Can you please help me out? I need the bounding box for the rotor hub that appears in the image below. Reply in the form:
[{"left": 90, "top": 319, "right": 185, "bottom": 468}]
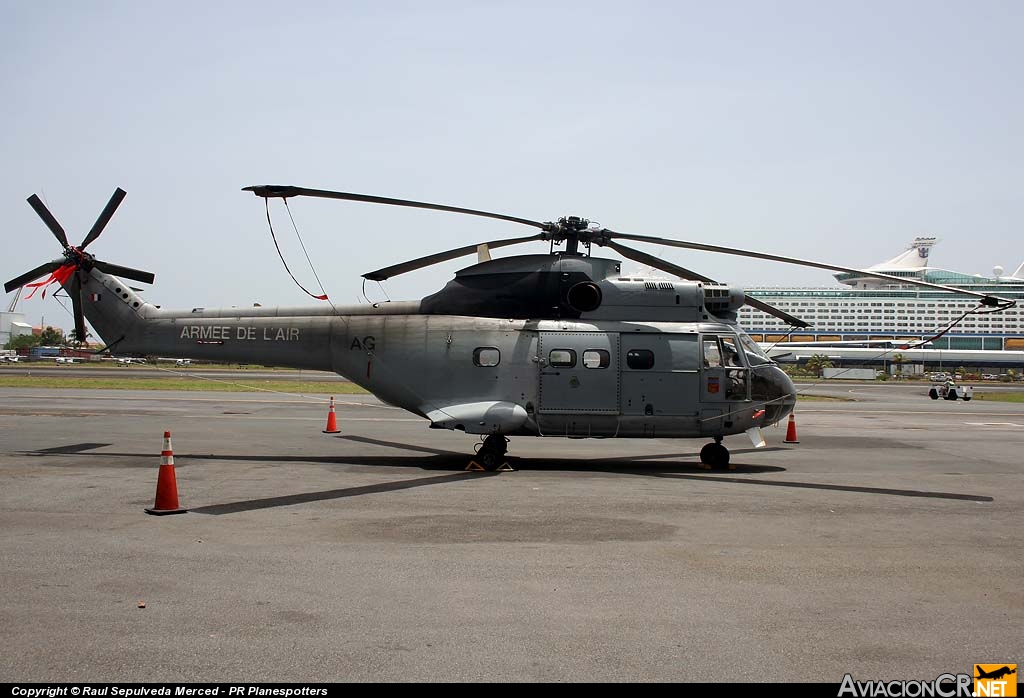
[
  {"left": 64, "top": 247, "right": 95, "bottom": 269},
  {"left": 543, "top": 216, "right": 601, "bottom": 255}
]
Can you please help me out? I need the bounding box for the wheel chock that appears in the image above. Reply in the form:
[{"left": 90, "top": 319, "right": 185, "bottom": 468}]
[
  {"left": 465, "top": 460, "right": 486, "bottom": 472},
  {"left": 697, "top": 462, "right": 712, "bottom": 470},
  {"left": 496, "top": 462, "right": 515, "bottom": 472}
]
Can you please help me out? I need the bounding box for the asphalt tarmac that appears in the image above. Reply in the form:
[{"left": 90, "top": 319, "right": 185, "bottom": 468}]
[{"left": 1, "top": 383, "right": 1021, "bottom": 682}]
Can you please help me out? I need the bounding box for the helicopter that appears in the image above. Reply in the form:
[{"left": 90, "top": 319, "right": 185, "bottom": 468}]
[{"left": 5, "top": 186, "right": 1016, "bottom": 470}]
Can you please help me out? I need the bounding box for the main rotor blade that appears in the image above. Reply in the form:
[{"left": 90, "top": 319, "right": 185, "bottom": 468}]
[
  {"left": 606, "top": 240, "right": 810, "bottom": 327},
  {"left": 5, "top": 261, "right": 62, "bottom": 294},
  {"left": 363, "top": 233, "right": 546, "bottom": 281},
  {"left": 70, "top": 273, "right": 86, "bottom": 343},
  {"left": 604, "top": 230, "right": 1016, "bottom": 306},
  {"left": 92, "top": 260, "right": 155, "bottom": 285},
  {"left": 742, "top": 296, "right": 811, "bottom": 328},
  {"left": 605, "top": 239, "right": 715, "bottom": 283},
  {"left": 243, "top": 185, "right": 547, "bottom": 230},
  {"left": 27, "top": 195, "right": 70, "bottom": 248},
  {"left": 80, "top": 188, "right": 126, "bottom": 250}
]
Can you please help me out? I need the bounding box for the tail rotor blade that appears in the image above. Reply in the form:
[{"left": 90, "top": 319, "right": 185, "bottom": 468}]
[
  {"left": 92, "top": 260, "right": 155, "bottom": 285},
  {"left": 27, "top": 195, "right": 70, "bottom": 249},
  {"left": 80, "top": 188, "right": 127, "bottom": 250},
  {"left": 5, "top": 261, "right": 63, "bottom": 294},
  {"left": 70, "top": 273, "right": 86, "bottom": 343}
]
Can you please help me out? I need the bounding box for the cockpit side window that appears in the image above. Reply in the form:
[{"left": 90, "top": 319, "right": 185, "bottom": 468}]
[
  {"left": 703, "top": 334, "right": 751, "bottom": 400},
  {"left": 720, "top": 336, "right": 744, "bottom": 367},
  {"left": 702, "top": 338, "right": 722, "bottom": 367}
]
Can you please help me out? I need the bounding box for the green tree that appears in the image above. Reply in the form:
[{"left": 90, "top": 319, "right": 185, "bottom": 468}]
[
  {"left": 39, "top": 326, "right": 65, "bottom": 346},
  {"left": 806, "top": 354, "right": 834, "bottom": 378},
  {"left": 5, "top": 334, "right": 42, "bottom": 350}
]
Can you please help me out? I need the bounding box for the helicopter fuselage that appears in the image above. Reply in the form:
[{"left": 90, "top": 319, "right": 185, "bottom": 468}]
[
  {"left": 68, "top": 261, "right": 796, "bottom": 440},
  {"left": 11, "top": 184, "right": 1010, "bottom": 465}
]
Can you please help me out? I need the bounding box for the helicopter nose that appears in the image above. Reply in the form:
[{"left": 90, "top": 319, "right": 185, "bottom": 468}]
[{"left": 751, "top": 364, "right": 797, "bottom": 425}]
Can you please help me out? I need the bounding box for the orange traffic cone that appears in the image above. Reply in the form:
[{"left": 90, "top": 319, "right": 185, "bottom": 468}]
[
  {"left": 145, "top": 431, "right": 187, "bottom": 515},
  {"left": 322, "top": 396, "right": 341, "bottom": 434},
  {"left": 784, "top": 414, "right": 800, "bottom": 444}
]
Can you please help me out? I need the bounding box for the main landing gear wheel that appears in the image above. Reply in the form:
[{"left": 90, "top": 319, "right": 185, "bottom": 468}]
[
  {"left": 475, "top": 434, "right": 510, "bottom": 472},
  {"left": 699, "top": 438, "right": 730, "bottom": 470}
]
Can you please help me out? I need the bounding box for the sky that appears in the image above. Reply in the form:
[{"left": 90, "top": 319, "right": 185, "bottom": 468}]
[{"left": 2, "top": 0, "right": 1022, "bottom": 335}]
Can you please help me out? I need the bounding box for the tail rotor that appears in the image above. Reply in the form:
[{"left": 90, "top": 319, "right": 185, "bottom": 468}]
[{"left": 4, "top": 188, "right": 155, "bottom": 342}]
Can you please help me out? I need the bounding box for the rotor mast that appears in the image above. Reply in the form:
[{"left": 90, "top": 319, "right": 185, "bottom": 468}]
[{"left": 551, "top": 216, "right": 591, "bottom": 256}]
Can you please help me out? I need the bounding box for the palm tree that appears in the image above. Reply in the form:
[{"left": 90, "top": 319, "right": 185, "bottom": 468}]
[
  {"left": 892, "top": 353, "right": 906, "bottom": 380},
  {"left": 806, "top": 354, "right": 833, "bottom": 378}
]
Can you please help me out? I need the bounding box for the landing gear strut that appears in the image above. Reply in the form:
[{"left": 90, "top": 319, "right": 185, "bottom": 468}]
[
  {"left": 472, "top": 433, "right": 510, "bottom": 471},
  {"left": 699, "top": 436, "right": 731, "bottom": 470}
]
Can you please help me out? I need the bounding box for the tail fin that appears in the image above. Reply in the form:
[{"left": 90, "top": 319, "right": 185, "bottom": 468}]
[{"left": 64, "top": 268, "right": 151, "bottom": 349}]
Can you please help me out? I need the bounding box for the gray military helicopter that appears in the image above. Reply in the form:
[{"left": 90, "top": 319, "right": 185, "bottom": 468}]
[{"left": 6, "top": 186, "right": 1015, "bottom": 469}]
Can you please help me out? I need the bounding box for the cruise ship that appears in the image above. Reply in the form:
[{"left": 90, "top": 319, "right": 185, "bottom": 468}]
[{"left": 737, "top": 238, "right": 1024, "bottom": 351}]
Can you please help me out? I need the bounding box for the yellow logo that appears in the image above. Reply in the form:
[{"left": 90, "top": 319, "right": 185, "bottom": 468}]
[{"left": 974, "top": 664, "right": 1017, "bottom": 697}]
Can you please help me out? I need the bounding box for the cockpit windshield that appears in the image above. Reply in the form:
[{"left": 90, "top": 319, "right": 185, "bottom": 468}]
[{"left": 737, "top": 331, "right": 773, "bottom": 366}]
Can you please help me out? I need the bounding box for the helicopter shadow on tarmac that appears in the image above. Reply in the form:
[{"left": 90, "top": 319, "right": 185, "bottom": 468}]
[
  {"left": 21, "top": 439, "right": 787, "bottom": 477},
  {"left": 327, "top": 435, "right": 992, "bottom": 503},
  {"left": 334, "top": 433, "right": 791, "bottom": 471},
  {"left": 22, "top": 438, "right": 992, "bottom": 513}
]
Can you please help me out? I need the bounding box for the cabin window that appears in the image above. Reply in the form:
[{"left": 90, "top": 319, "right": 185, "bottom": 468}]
[
  {"left": 473, "top": 347, "right": 500, "bottom": 367},
  {"left": 582, "top": 349, "right": 610, "bottom": 369},
  {"left": 549, "top": 349, "right": 577, "bottom": 368},
  {"left": 626, "top": 349, "right": 655, "bottom": 370}
]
